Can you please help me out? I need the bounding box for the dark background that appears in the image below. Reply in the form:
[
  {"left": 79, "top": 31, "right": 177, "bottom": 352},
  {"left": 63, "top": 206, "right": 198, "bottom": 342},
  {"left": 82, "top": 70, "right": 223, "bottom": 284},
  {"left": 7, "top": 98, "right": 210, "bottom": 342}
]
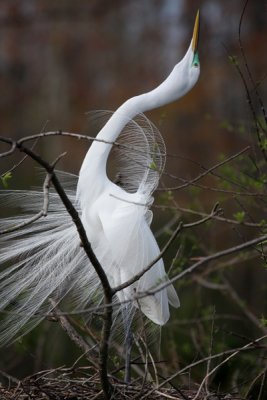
[{"left": 1, "top": 1, "right": 266, "bottom": 174}]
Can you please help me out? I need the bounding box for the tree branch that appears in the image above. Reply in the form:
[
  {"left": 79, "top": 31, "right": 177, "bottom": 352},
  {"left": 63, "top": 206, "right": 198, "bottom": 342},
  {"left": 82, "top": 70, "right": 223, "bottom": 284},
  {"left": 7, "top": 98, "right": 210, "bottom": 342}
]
[
  {"left": 49, "top": 298, "right": 98, "bottom": 369},
  {"left": 1, "top": 139, "right": 113, "bottom": 399},
  {"left": 147, "top": 334, "right": 267, "bottom": 397},
  {"left": 112, "top": 203, "right": 222, "bottom": 295}
]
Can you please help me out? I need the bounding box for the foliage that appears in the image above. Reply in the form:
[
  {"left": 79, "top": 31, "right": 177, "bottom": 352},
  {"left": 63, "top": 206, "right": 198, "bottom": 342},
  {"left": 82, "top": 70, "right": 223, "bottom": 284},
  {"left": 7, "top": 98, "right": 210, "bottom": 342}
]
[{"left": 0, "top": 172, "right": 12, "bottom": 188}]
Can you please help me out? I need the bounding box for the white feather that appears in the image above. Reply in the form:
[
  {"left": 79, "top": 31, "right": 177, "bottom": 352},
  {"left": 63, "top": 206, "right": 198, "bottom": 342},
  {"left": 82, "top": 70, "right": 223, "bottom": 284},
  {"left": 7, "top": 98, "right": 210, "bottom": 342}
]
[
  {"left": 0, "top": 32, "right": 200, "bottom": 343},
  {"left": 0, "top": 113, "right": 175, "bottom": 344}
]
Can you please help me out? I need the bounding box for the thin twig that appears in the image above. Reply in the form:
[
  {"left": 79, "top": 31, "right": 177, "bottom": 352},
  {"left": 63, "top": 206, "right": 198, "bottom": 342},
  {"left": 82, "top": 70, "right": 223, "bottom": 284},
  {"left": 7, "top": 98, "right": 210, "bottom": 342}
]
[
  {"left": 145, "top": 334, "right": 267, "bottom": 397},
  {"left": 158, "top": 146, "right": 251, "bottom": 191},
  {"left": 0, "top": 153, "right": 67, "bottom": 235},
  {"left": 0, "top": 369, "right": 20, "bottom": 384},
  {"left": 0, "top": 172, "right": 51, "bottom": 235},
  {"left": 148, "top": 233, "right": 267, "bottom": 299},
  {"left": 12, "top": 232, "right": 266, "bottom": 319},
  {"left": 49, "top": 298, "right": 98, "bottom": 368},
  {"left": 222, "top": 278, "right": 267, "bottom": 334},
  {"left": 192, "top": 275, "right": 227, "bottom": 291},
  {"left": 0, "top": 137, "right": 16, "bottom": 158},
  {"left": 244, "top": 367, "right": 267, "bottom": 399},
  {"left": 192, "top": 334, "right": 266, "bottom": 400},
  {"left": 2, "top": 139, "right": 114, "bottom": 399},
  {"left": 238, "top": 0, "right": 267, "bottom": 126},
  {"left": 113, "top": 203, "right": 221, "bottom": 295},
  {"left": 227, "top": 47, "right": 267, "bottom": 161},
  {"left": 154, "top": 203, "right": 262, "bottom": 228},
  {"left": 205, "top": 306, "right": 216, "bottom": 396},
  {"left": 0, "top": 120, "right": 48, "bottom": 177}
]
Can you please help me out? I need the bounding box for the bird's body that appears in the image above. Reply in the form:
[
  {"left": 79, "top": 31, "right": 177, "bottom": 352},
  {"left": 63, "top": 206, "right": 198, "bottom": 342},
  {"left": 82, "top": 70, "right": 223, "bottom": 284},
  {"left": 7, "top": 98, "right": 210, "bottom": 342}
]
[{"left": 0, "top": 13, "right": 200, "bottom": 344}]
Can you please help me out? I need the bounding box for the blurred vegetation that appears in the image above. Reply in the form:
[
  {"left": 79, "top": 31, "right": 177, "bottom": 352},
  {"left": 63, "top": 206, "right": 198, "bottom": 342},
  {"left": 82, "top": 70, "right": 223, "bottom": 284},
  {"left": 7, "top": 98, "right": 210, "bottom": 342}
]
[{"left": 1, "top": 0, "right": 267, "bottom": 398}]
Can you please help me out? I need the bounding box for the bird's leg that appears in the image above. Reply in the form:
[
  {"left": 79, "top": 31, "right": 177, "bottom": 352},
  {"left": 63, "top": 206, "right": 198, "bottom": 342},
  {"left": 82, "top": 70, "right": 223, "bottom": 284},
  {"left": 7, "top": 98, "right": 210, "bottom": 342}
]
[{"left": 124, "top": 323, "right": 133, "bottom": 384}]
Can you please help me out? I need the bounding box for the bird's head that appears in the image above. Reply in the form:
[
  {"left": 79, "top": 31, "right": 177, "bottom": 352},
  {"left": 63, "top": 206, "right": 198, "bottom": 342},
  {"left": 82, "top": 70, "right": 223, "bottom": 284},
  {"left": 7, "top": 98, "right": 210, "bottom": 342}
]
[
  {"left": 120, "top": 11, "right": 200, "bottom": 113},
  {"left": 187, "top": 10, "right": 200, "bottom": 86},
  {"left": 164, "top": 11, "right": 200, "bottom": 102}
]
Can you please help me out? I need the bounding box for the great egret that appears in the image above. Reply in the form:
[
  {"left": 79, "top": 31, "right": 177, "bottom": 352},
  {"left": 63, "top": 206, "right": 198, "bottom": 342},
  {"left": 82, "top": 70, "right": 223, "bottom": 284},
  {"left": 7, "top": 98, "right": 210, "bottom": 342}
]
[{"left": 0, "top": 12, "right": 200, "bottom": 345}]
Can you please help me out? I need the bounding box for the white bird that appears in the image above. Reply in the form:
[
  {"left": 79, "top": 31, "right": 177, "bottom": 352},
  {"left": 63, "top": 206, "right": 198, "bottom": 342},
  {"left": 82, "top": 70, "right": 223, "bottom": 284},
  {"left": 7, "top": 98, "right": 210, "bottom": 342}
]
[{"left": 0, "top": 12, "right": 200, "bottom": 345}]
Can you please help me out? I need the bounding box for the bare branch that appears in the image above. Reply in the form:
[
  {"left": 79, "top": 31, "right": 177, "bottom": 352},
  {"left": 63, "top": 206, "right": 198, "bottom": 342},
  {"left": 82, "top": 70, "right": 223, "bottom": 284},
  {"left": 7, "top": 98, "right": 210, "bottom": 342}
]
[
  {"left": 0, "top": 137, "right": 16, "bottom": 158},
  {"left": 1, "top": 138, "right": 113, "bottom": 399},
  {"left": 27, "top": 228, "right": 267, "bottom": 319},
  {"left": 0, "top": 369, "right": 20, "bottom": 385},
  {"left": 154, "top": 203, "right": 262, "bottom": 228},
  {"left": 149, "top": 233, "right": 267, "bottom": 297},
  {"left": 192, "top": 275, "right": 227, "bottom": 291},
  {"left": 227, "top": 47, "right": 267, "bottom": 160},
  {"left": 0, "top": 172, "right": 51, "bottom": 235},
  {"left": 159, "top": 146, "right": 253, "bottom": 193},
  {"left": 192, "top": 332, "right": 265, "bottom": 400},
  {"left": 0, "top": 153, "right": 66, "bottom": 235},
  {"left": 49, "top": 298, "right": 98, "bottom": 368},
  {"left": 112, "top": 203, "right": 221, "bottom": 295},
  {"left": 146, "top": 334, "right": 267, "bottom": 397},
  {"left": 0, "top": 121, "right": 48, "bottom": 177},
  {"left": 238, "top": 0, "right": 267, "bottom": 126},
  {"left": 222, "top": 278, "right": 267, "bottom": 334}
]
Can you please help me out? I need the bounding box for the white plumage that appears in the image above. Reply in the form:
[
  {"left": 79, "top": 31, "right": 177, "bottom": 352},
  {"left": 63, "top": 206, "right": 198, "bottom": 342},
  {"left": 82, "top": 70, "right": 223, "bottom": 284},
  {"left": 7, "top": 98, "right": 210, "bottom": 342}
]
[{"left": 0, "top": 13, "right": 200, "bottom": 344}]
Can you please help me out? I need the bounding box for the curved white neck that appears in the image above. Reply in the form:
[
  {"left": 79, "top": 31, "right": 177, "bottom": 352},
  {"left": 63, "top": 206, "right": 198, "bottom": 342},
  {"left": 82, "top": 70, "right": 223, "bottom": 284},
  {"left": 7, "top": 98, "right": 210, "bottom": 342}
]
[
  {"left": 79, "top": 38, "right": 200, "bottom": 180},
  {"left": 79, "top": 55, "right": 193, "bottom": 176}
]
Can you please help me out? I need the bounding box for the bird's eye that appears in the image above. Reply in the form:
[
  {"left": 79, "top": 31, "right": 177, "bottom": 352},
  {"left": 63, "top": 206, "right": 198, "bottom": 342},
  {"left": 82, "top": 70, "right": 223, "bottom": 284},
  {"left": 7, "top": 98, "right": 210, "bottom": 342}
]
[{"left": 193, "top": 62, "right": 198, "bottom": 68}]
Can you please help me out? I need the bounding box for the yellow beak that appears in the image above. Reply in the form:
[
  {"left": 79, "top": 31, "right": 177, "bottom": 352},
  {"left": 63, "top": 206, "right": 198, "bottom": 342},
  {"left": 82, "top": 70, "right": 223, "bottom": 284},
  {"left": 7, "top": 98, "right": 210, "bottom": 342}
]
[{"left": 192, "top": 10, "right": 200, "bottom": 53}]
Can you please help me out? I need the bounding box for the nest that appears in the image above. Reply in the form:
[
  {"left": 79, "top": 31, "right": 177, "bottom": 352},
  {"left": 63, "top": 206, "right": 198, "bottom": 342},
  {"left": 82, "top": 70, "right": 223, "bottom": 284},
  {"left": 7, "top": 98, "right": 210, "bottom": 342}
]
[{"left": 0, "top": 368, "right": 242, "bottom": 400}]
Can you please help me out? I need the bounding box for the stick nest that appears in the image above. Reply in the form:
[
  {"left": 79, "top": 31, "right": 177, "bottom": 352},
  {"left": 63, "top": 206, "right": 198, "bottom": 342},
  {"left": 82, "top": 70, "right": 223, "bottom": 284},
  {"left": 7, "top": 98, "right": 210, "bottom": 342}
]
[{"left": 0, "top": 368, "right": 242, "bottom": 400}]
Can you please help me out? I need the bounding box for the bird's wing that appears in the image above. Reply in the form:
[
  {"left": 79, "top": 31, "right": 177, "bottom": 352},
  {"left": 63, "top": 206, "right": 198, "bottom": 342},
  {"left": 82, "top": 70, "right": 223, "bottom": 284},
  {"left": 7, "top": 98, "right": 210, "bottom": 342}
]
[
  {"left": 87, "top": 110, "right": 166, "bottom": 195},
  {"left": 97, "top": 188, "right": 179, "bottom": 325},
  {"left": 112, "top": 113, "right": 166, "bottom": 195},
  {"left": 0, "top": 175, "right": 100, "bottom": 345}
]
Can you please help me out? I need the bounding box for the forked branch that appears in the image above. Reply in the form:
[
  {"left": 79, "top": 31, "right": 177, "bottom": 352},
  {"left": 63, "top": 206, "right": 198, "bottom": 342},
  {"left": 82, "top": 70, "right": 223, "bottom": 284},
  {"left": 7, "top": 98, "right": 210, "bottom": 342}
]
[{"left": 0, "top": 137, "right": 113, "bottom": 399}]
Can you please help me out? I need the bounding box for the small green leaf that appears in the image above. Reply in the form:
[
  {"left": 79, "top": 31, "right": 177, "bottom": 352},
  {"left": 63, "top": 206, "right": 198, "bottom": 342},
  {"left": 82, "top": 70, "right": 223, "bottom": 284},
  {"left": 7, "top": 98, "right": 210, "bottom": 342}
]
[
  {"left": 158, "top": 190, "right": 174, "bottom": 206},
  {"left": 233, "top": 211, "right": 245, "bottom": 223},
  {"left": 1, "top": 172, "right": 12, "bottom": 188},
  {"left": 260, "top": 219, "right": 267, "bottom": 228},
  {"left": 228, "top": 55, "right": 239, "bottom": 66},
  {"left": 149, "top": 160, "right": 157, "bottom": 170}
]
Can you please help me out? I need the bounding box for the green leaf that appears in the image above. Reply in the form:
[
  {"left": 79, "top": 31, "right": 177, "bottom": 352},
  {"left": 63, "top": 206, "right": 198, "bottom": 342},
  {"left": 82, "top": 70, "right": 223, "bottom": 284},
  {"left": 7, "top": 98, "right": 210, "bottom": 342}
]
[
  {"left": 228, "top": 55, "right": 239, "bottom": 66},
  {"left": 1, "top": 172, "right": 12, "bottom": 188},
  {"left": 158, "top": 190, "right": 174, "bottom": 206},
  {"left": 149, "top": 160, "right": 157, "bottom": 170},
  {"left": 233, "top": 211, "right": 245, "bottom": 223},
  {"left": 260, "top": 219, "right": 267, "bottom": 228}
]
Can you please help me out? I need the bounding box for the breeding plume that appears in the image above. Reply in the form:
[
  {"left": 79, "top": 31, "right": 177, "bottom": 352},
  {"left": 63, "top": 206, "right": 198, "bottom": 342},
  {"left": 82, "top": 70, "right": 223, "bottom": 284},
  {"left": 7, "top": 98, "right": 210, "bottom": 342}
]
[{"left": 0, "top": 13, "right": 200, "bottom": 344}]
